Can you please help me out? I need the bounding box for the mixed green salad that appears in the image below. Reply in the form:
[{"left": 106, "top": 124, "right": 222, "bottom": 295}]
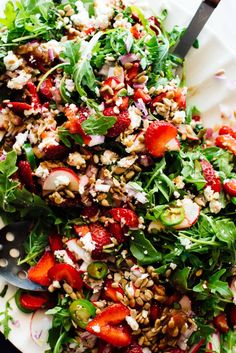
[{"left": 0, "top": 1, "right": 235, "bottom": 353}]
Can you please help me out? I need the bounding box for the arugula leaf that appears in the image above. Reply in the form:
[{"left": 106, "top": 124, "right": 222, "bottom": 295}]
[
  {"left": 58, "top": 127, "right": 84, "bottom": 148},
  {"left": 130, "top": 230, "right": 162, "bottom": 265},
  {"left": 214, "top": 219, "right": 236, "bottom": 245},
  {"left": 0, "top": 301, "right": 13, "bottom": 338},
  {"left": 170, "top": 267, "right": 191, "bottom": 292},
  {"left": 222, "top": 330, "right": 236, "bottom": 353},
  {"left": 193, "top": 269, "right": 232, "bottom": 298},
  {"left": 82, "top": 115, "right": 116, "bottom": 135},
  {"left": 0, "top": 1, "right": 16, "bottom": 28},
  {"left": 60, "top": 41, "right": 81, "bottom": 75}
]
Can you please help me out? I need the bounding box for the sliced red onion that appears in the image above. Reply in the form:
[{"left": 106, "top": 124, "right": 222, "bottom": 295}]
[
  {"left": 135, "top": 98, "right": 148, "bottom": 116},
  {"left": 119, "top": 53, "right": 139, "bottom": 66},
  {"left": 98, "top": 63, "right": 112, "bottom": 77},
  {"left": 133, "top": 82, "right": 145, "bottom": 89},
  {"left": 188, "top": 338, "right": 205, "bottom": 353},
  {"left": 48, "top": 48, "right": 54, "bottom": 62}
]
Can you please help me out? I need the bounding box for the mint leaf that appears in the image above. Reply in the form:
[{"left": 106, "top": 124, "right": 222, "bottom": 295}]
[
  {"left": 130, "top": 230, "right": 162, "bottom": 265},
  {"left": 82, "top": 115, "right": 116, "bottom": 135}
]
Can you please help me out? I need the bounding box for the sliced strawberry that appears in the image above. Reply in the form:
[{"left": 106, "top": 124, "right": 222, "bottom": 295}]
[
  {"left": 86, "top": 303, "right": 131, "bottom": 347},
  {"left": 130, "top": 24, "right": 143, "bottom": 39},
  {"left": 107, "top": 222, "right": 124, "bottom": 243},
  {"left": 103, "top": 107, "right": 130, "bottom": 137},
  {"left": 174, "top": 88, "right": 186, "bottom": 110},
  {"left": 18, "top": 160, "right": 36, "bottom": 193},
  {"left": 148, "top": 16, "right": 160, "bottom": 34},
  {"left": 213, "top": 313, "right": 229, "bottom": 333},
  {"left": 114, "top": 96, "right": 129, "bottom": 111},
  {"left": 89, "top": 223, "right": 112, "bottom": 259},
  {"left": 19, "top": 292, "right": 49, "bottom": 311},
  {"left": 48, "top": 263, "right": 83, "bottom": 290},
  {"left": 65, "top": 106, "right": 91, "bottom": 145},
  {"left": 4, "top": 102, "right": 32, "bottom": 111},
  {"left": 219, "top": 126, "right": 233, "bottom": 136},
  {"left": 103, "top": 279, "right": 124, "bottom": 303},
  {"left": 145, "top": 121, "right": 178, "bottom": 157},
  {"left": 200, "top": 160, "right": 221, "bottom": 192},
  {"left": 125, "top": 62, "right": 140, "bottom": 83},
  {"left": 27, "top": 82, "right": 41, "bottom": 108},
  {"left": 123, "top": 343, "right": 143, "bottom": 353},
  {"left": 108, "top": 208, "right": 139, "bottom": 228},
  {"left": 81, "top": 205, "right": 99, "bottom": 219},
  {"left": 133, "top": 88, "right": 151, "bottom": 104},
  {"left": 74, "top": 224, "right": 90, "bottom": 237},
  {"left": 215, "top": 135, "right": 236, "bottom": 155},
  {"left": 43, "top": 144, "right": 69, "bottom": 160},
  {"left": 223, "top": 179, "right": 236, "bottom": 196},
  {"left": 49, "top": 234, "right": 64, "bottom": 252},
  {"left": 174, "top": 199, "right": 200, "bottom": 230},
  {"left": 150, "top": 304, "right": 161, "bottom": 323},
  {"left": 28, "top": 251, "right": 55, "bottom": 286},
  {"left": 39, "top": 77, "right": 53, "bottom": 100}
]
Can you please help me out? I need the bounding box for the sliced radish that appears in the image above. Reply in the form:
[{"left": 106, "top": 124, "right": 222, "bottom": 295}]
[
  {"left": 66, "top": 238, "right": 92, "bottom": 264},
  {"left": 174, "top": 199, "right": 200, "bottom": 230},
  {"left": 42, "top": 167, "right": 80, "bottom": 192},
  {"left": 166, "top": 137, "right": 181, "bottom": 152},
  {"left": 206, "top": 332, "right": 220, "bottom": 353},
  {"left": 30, "top": 310, "right": 52, "bottom": 348}
]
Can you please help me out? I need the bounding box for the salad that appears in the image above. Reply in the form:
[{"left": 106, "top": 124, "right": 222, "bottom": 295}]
[{"left": 0, "top": 0, "right": 235, "bottom": 352}]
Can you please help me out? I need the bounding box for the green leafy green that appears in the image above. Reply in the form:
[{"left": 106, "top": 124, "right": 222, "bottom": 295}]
[
  {"left": 58, "top": 127, "right": 84, "bottom": 148},
  {"left": 193, "top": 269, "right": 232, "bottom": 298},
  {"left": 222, "top": 330, "right": 236, "bottom": 353},
  {"left": 0, "top": 301, "right": 13, "bottom": 338},
  {"left": 82, "top": 115, "right": 116, "bottom": 135},
  {"left": 130, "top": 230, "right": 162, "bottom": 265}
]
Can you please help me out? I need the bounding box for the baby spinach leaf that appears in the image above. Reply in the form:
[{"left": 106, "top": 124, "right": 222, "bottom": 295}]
[
  {"left": 82, "top": 115, "right": 116, "bottom": 135},
  {"left": 130, "top": 230, "right": 162, "bottom": 265}
]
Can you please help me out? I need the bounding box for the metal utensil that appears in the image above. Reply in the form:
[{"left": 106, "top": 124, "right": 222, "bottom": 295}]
[
  {"left": 174, "top": 0, "right": 221, "bottom": 59},
  {"left": 0, "top": 222, "right": 45, "bottom": 291}
]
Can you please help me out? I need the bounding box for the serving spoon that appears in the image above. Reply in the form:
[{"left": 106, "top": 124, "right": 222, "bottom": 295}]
[
  {"left": 0, "top": 0, "right": 222, "bottom": 291},
  {"left": 0, "top": 221, "right": 45, "bottom": 291}
]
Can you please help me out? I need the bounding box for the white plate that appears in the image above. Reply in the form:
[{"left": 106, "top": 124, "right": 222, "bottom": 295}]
[{"left": 0, "top": 0, "right": 236, "bottom": 352}]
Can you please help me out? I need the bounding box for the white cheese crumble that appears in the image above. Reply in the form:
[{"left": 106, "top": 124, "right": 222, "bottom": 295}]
[
  {"left": 54, "top": 175, "right": 70, "bottom": 188},
  {"left": 204, "top": 186, "right": 220, "bottom": 202},
  {"left": 179, "top": 237, "right": 192, "bottom": 250},
  {"left": 54, "top": 250, "right": 75, "bottom": 266},
  {"left": 172, "top": 110, "right": 186, "bottom": 124},
  {"left": 95, "top": 179, "right": 111, "bottom": 193},
  {"left": 67, "top": 152, "right": 86, "bottom": 169},
  {"left": 128, "top": 106, "right": 142, "bottom": 130},
  {"left": 12, "top": 131, "right": 28, "bottom": 155},
  {"left": 65, "top": 79, "right": 75, "bottom": 93},
  {"left": 125, "top": 316, "right": 139, "bottom": 331},
  {"left": 117, "top": 155, "right": 137, "bottom": 168},
  {"left": 92, "top": 324, "right": 101, "bottom": 333},
  {"left": 209, "top": 200, "right": 222, "bottom": 214},
  {"left": 124, "top": 182, "right": 147, "bottom": 204},
  {"left": 4, "top": 51, "right": 23, "bottom": 71},
  {"left": 7, "top": 70, "right": 31, "bottom": 90},
  {"left": 80, "top": 232, "right": 96, "bottom": 252},
  {"left": 38, "top": 135, "right": 59, "bottom": 151},
  {"left": 71, "top": 1, "right": 92, "bottom": 27},
  {"left": 88, "top": 135, "right": 105, "bottom": 147},
  {"left": 35, "top": 165, "right": 50, "bottom": 179}
]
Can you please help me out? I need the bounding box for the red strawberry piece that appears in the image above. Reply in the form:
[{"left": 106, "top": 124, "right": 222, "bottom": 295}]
[
  {"left": 28, "top": 251, "right": 55, "bottom": 286},
  {"left": 65, "top": 106, "right": 91, "bottom": 145},
  {"left": 200, "top": 160, "right": 221, "bottom": 192},
  {"left": 103, "top": 108, "right": 130, "bottom": 138},
  {"left": 213, "top": 313, "right": 229, "bottom": 333},
  {"left": 18, "top": 160, "right": 36, "bottom": 192},
  {"left": 130, "top": 24, "right": 143, "bottom": 39},
  {"left": 125, "top": 62, "right": 140, "bottom": 83},
  {"left": 97, "top": 340, "right": 115, "bottom": 353},
  {"left": 144, "top": 121, "right": 178, "bottom": 158},
  {"left": 74, "top": 224, "right": 90, "bottom": 237},
  {"left": 174, "top": 88, "right": 186, "bottom": 110},
  {"left": 133, "top": 88, "right": 151, "bottom": 104},
  {"left": 48, "top": 263, "right": 83, "bottom": 290},
  {"left": 86, "top": 303, "right": 131, "bottom": 347},
  {"left": 89, "top": 223, "right": 112, "bottom": 259},
  {"left": 150, "top": 93, "right": 166, "bottom": 110},
  {"left": 150, "top": 304, "right": 161, "bottom": 323},
  {"left": 27, "top": 82, "right": 41, "bottom": 108},
  {"left": 49, "top": 234, "right": 64, "bottom": 252},
  {"left": 114, "top": 96, "right": 129, "bottom": 111},
  {"left": 107, "top": 222, "right": 124, "bottom": 243},
  {"left": 215, "top": 135, "right": 236, "bottom": 155},
  {"left": 223, "top": 179, "right": 236, "bottom": 196},
  {"left": 109, "top": 208, "right": 139, "bottom": 228},
  {"left": 43, "top": 144, "right": 69, "bottom": 160},
  {"left": 219, "top": 125, "right": 233, "bottom": 136},
  {"left": 123, "top": 343, "right": 143, "bottom": 353},
  {"left": 81, "top": 205, "right": 99, "bottom": 219},
  {"left": 103, "top": 279, "right": 124, "bottom": 303},
  {"left": 4, "top": 102, "right": 32, "bottom": 111},
  {"left": 39, "top": 77, "right": 53, "bottom": 100},
  {"left": 19, "top": 292, "right": 49, "bottom": 311},
  {"left": 100, "top": 77, "right": 120, "bottom": 100}
]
